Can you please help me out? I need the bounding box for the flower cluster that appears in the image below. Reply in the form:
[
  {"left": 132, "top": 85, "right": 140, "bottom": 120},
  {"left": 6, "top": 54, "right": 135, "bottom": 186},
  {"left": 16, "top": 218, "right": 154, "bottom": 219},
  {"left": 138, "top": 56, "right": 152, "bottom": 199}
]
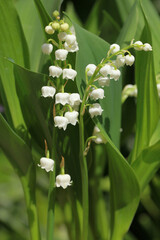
[{"left": 41, "top": 11, "right": 81, "bottom": 131}]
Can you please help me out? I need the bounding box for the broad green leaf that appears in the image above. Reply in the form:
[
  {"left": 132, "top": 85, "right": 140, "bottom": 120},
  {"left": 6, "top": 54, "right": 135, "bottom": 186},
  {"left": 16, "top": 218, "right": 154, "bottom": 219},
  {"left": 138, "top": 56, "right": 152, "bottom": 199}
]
[
  {"left": 74, "top": 22, "right": 121, "bottom": 147},
  {"left": 13, "top": 63, "right": 53, "bottom": 151},
  {"left": 140, "top": 0, "right": 160, "bottom": 74},
  {"left": 0, "top": 114, "right": 32, "bottom": 174},
  {"left": 0, "top": 0, "right": 29, "bottom": 128},
  {"left": 115, "top": 0, "right": 135, "bottom": 23},
  {"left": 130, "top": 23, "right": 160, "bottom": 162}
]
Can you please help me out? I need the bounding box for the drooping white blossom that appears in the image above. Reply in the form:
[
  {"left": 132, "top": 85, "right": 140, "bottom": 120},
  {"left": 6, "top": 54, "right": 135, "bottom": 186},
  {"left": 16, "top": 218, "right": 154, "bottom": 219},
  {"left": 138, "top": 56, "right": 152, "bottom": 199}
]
[
  {"left": 134, "top": 41, "right": 143, "bottom": 51},
  {"left": 54, "top": 116, "right": 68, "bottom": 130},
  {"left": 55, "top": 93, "right": 70, "bottom": 105},
  {"left": 110, "top": 43, "right": 120, "bottom": 54},
  {"left": 64, "top": 111, "right": 79, "bottom": 125},
  {"left": 143, "top": 43, "right": 152, "bottom": 51},
  {"left": 41, "top": 43, "right": 53, "bottom": 55},
  {"left": 55, "top": 49, "right": 68, "bottom": 61},
  {"left": 41, "top": 86, "right": 56, "bottom": 98},
  {"left": 92, "top": 126, "right": 106, "bottom": 144},
  {"left": 38, "top": 157, "right": 54, "bottom": 172},
  {"left": 49, "top": 66, "right": 62, "bottom": 78},
  {"left": 65, "top": 34, "right": 76, "bottom": 45},
  {"left": 100, "top": 64, "right": 112, "bottom": 77},
  {"left": 89, "top": 103, "right": 103, "bottom": 118},
  {"left": 116, "top": 54, "right": 126, "bottom": 67},
  {"left": 45, "top": 26, "right": 55, "bottom": 35},
  {"left": 125, "top": 55, "right": 135, "bottom": 66},
  {"left": 55, "top": 174, "right": 72, "bottom": 189},
  {"left": 110, "top": 69, "right": 121, "bottom": 81},
  {"left": 86, "top": 64, "right": 97, "bottom": 76},
  {"left": 90, "top": 88, "right": 105, "bottom": 100},
  {"left": 69, "top": 93, "right": 82, "bottom": 106},
  {"left": 98, "top": 77, "right": 110, "bottom": 87},
  {"left": 64, "top": 41, "right": 79, "bottom": 52},
  {"left": 63, "top": 68, "right": 77, "bottom": 81}
]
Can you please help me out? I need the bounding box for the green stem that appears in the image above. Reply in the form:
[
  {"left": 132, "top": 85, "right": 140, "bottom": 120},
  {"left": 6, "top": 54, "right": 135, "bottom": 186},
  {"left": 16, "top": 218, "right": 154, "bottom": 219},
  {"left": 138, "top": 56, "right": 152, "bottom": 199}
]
[
  {"left": 21, "top": 164, "right": 41, "bottom": 240},
  {"left": 79, "top": 112, "right": 89, "bottom": 240}
]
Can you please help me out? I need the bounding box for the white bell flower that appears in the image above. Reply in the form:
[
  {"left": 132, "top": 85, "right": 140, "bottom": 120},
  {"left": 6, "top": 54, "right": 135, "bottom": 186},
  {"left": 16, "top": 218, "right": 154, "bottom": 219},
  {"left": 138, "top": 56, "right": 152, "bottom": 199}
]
[
  {"left": 125, "top": 55, "right": 135, "bottom": 66},
  {"left": 110, "top": 44, "right": 120, "bottom": 54},
  {"left": 55, "top": 174, "right": 72, "bottom": 189},
  {"left": 49, "top": 66, "right": 62, "bottom": 78},
  {"left": 63, "top": 69, "right": 77, "bottom": 81},
  {"left": 65, "top": 34, "right": 76, "bottom": 45},
  {"left": 110, "top": 69, "right": 121, "bottom": 81},
  {"left": 143, "top": 43, "right": 152, "bottom": 51},
  {"left": 41, "top": 43, "right": 53, "bottom": 55},
  {"left": 54, "top": 116, "right": 68, "bottom": 130},
  {"left": 90, "top": 88, "right": 104, "bottom": 100},
  {"left": 123, "top": 84, "right": 138, "bottom": 97},
  {"left": 55, "top": 93, "right": 70, "bottom": 105},
  {"left": 100, "top": 64, "right": 112, "bottom": 77},
  {"left": 116, "top": 55, "right": 126, "bottom": 67},
  {"left": 92, "top": 126, "right": 106, "bottom": 144},
  {"left": 98, "top": 77, "right": 110, "bottom": 87},
  {"left": 85, "top": 64, "right": 97, "bottom": 76},
  {"left": 64, "top": 111, "right": 79, "bottom": 125},
  {"left": 89, "top": 103, "right": 103, "bottom": 118},
  {"left": 45, "top": 26, "right": 55, "bottom": 35},
  {"left": 55, "top": 49, "right": 68, "bottom": 61},
  {"left": 69, "top": 93, "right": 82, "bottom": 106},
  {"left": 134, "top": 41, "right": 143, "bottom": 51},
  {"left": 41, "top": 86, "right": 56, "bottom": 98},
  {"left": 58, "top": 32, "right": 67, "bottom": 41},
  {"left": 38, "top": 157, "right": 54, "bottom": 172},
  {"left": 64, "top": 41, "right": 79, "bottom": 52}
]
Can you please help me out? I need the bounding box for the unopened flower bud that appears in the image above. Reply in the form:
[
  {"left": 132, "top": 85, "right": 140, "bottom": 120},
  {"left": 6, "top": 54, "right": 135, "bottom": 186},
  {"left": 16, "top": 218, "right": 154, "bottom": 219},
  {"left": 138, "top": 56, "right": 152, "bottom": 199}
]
[
  {"left": 54, "top": 116, "right": 68, "bottom": 130},
  {"left": 49, "top": 66, "right": 62, "bottom": 78},
  {"left": 55, "top": 93, "right": 70, "bottom": 105},
  {"left": 41, "top": 86, "right": 56, "bottom": 98},
  {"left": 110, "top": 44, "right": 120, "bottom": 54},
  {"left": 55, "top": 49, "right": 68, "bottom": 61},
  {"left": 90, "top": 88, "right": 105, "bottom": 100},
  {"left": 53, "top": 10, "right": 59, "bottom": 18},
  {"left": 45, "top": 26, "right": 55, "bottom": 34},
  {"left": 41, "top": 43, "right": 53, "bottom": 55},
  {"left": 52, "top": 22, "right": 60, "bottom": 30},
  {"left": 63, "top": 68, "right": 77, "bottom": 81},
  {"left": 143, "top": 43, "right": 152, "bottom": 51},
  {"left": 89, "top": 103, "right": 103, "bottom": 118},
  {"left": 38, "top": 157, "right": 54, "bottom": 172},
  {"left": 86, "top": 64, "right": 97, "bottom": 76},
  {"left": 64, "top": 111, "right": 79, "bottom": 125},
  {"left": 125, "top": 55, "right": 135, "bottom": 66},
  {"left": 60, "top": 23, "right": 69, "bottom": 31},
  {"left": 55, "top": 174, "right": 72, "bottom": 189}
]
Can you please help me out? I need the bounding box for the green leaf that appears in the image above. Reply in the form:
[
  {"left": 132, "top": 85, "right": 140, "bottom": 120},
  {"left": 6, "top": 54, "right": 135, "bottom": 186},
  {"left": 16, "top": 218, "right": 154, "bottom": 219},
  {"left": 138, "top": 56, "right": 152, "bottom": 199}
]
[
  {"left": 0, "top": 0, "right": 29, "bottom": 128},
  {"left": 115, "top": 0, "right": 135, "bottom": 23},
  {"left": 130, "top": 22, "right": 160, "bottom": 162},
  {"left": 13, "top": 63, "right": 53, "bottom": 150},
  {"left": 0, "top": 114, "right": 32, "bottom": 174}
]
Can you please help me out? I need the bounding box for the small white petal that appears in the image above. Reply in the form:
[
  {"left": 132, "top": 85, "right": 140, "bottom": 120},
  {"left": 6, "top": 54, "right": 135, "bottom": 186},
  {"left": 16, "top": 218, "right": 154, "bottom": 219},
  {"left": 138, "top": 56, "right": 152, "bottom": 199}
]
[
  {"left": 55, "top": 49, "right": 68, "bottom": 61},
  {"left": 90, "top": 88, "right": 105, "bottom": 100},
  {"left": 54, "top": 116, "right": 68, "bottom": 130},
  {"left": 64, "top": 41, "right": 79, "bottom": 52},
  {"left": 143, "top": 43, "right": 152, "bottom": 51},
  {"left": 134, "top": 41, "right": 143, "bottom": 51},
  {"left": 49, "top": 66, "right": 62, "bottom": 78},
  {"left": 63, "top": 69, "right": 77, "bottom": 81},
  {"left": 110, "top": 44, "right": 120, "bottom": 54},
  {"left": 69, "top": 93, "right": 82, "bottom": 106},
  {"left": 89, "top": 103, "right": 103, "bottom": 118},
  {"left": 110, "top": 69, "right": 121, "bottom": 81},
  {"left": 55, "top": 174, "right": 72, "bottom": 189},
  {"left": 41, "top": 43, "right": 53, "bottom": 55},
  {"left": 55, "top": 93, "right": 70, "bottom": 105},
  {"left": 116, "top": 55, "right": 126, "bottom": 67},
  {"left": 100, "top": 64, "right": 112, "bottom": 77},
  {"left": 38, "top": 157, "right": 54, "bottom": 172},
  {"left": 41, "top": 86, "right": 56, "bottom": 98},
  {"left": 65, "top": 35, "right": 76, "bottom": 45},
  {"left": 64, "top": 111, "right": 79, "bottom": 125},
  {"left": 125, "top": 55, "right": 135, "bottom": 66},
  {"left": 85, "top": 64, "right": 97, "bottom": 76}
]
